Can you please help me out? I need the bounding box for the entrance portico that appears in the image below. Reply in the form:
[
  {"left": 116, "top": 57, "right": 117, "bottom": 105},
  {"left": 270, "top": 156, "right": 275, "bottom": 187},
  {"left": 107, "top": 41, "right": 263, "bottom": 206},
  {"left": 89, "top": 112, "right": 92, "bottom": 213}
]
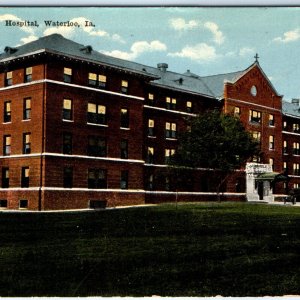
[{"left": 246, "top": 163, "right": 289, "bottom": 202}]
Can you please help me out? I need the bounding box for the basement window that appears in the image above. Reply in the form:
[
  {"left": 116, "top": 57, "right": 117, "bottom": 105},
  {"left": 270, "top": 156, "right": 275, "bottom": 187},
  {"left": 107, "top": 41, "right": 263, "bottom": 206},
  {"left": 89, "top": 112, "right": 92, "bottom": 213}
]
[
  {"left": 19, "top": 199, "right": 28, "bottom": 209},
  {"left": 0, "top": 200, "right": 7, "bottom": 208}
]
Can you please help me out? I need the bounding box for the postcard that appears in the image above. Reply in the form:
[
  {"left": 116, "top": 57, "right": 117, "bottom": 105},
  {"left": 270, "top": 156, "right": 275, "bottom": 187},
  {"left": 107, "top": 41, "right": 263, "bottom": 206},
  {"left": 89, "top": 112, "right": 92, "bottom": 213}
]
[{"left": 0, "top": 6, "right": 299, "bottom": 298}]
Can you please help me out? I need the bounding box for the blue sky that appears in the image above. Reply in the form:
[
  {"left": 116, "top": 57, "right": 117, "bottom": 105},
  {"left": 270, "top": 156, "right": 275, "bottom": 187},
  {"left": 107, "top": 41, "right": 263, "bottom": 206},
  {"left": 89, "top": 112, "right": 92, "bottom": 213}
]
[{"left": 1, "top": 7, "right": 300, "bottom": 100}]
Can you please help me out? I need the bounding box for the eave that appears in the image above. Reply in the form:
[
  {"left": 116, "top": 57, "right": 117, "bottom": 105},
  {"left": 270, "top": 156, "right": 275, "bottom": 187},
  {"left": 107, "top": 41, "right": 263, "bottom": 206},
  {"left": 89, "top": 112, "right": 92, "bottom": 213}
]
[{"left": 0, "top": 48, "right": 160, "bottom": 80}]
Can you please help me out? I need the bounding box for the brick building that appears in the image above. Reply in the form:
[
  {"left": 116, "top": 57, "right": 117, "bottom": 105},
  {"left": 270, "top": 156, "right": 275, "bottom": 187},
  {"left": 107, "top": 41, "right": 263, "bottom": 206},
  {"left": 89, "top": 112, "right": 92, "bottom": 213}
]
[{"left": 0, "top": 34, "right": 297, "bottom": 210}]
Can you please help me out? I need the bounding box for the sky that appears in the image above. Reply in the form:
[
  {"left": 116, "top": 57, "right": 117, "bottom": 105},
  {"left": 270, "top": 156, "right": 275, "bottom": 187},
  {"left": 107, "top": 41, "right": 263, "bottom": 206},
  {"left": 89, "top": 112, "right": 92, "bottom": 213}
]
[{"left": 1, "top": 7, "right": 300, "bottom": 101}]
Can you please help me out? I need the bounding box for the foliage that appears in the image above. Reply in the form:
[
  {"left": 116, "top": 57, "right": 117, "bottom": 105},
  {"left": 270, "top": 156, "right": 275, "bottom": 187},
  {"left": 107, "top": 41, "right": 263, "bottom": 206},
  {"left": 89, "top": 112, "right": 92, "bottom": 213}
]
[
  {"left": 172, "top": 110, "right": 259, "bottom": 171},
  {"left": 167, "top": 110, "right": 259, "bottom": 193}
]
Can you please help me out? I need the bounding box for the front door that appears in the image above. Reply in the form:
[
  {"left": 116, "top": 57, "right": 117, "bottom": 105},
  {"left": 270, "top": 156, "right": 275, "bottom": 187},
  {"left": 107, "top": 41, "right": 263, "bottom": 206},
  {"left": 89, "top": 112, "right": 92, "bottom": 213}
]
[{"left": 257, "top": 181, "right": 264, "bottom": 200}]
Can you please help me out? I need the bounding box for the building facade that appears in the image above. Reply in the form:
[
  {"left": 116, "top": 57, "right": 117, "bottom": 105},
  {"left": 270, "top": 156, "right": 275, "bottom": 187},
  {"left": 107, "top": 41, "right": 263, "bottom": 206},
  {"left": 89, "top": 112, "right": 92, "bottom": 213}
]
[{"left": 0, "top": 34, "right": 297, "bottom": 210}]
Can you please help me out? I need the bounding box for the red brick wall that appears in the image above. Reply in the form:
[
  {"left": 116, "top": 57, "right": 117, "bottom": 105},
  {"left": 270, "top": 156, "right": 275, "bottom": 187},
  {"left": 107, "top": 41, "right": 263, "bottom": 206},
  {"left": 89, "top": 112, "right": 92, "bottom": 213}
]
[{"left": 224, "top": 64, "right": 283, "bottom": 173}]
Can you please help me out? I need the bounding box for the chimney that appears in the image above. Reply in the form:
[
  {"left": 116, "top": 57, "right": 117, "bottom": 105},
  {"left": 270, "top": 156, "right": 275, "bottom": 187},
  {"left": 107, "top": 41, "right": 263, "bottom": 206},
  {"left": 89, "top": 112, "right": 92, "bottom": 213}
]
[
  {"left": 292, "top": 98, "right": 300, "bottom": 106},
  {"left": 157, "top": 63, "right": 168, "bottom": 72}
]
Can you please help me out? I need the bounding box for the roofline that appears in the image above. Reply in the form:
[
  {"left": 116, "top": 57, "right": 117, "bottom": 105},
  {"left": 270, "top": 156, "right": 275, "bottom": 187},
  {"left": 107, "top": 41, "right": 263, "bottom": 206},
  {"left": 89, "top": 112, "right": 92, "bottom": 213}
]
[
  {"left": 0, "top": 48, "right": 160, "bottom": 80},
  {"left": 226, "top": 62, "right": 282, "bottom": 97},
  {"left": 149, "top": 81, "right": 218, "bottom": 100}
]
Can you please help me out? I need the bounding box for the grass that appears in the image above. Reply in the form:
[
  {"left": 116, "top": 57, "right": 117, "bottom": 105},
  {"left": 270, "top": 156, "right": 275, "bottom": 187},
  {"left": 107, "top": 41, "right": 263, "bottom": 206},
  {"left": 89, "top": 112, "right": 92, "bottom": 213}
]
[{"left": 0, "top": 202, "right": 299, "bottom": 296}]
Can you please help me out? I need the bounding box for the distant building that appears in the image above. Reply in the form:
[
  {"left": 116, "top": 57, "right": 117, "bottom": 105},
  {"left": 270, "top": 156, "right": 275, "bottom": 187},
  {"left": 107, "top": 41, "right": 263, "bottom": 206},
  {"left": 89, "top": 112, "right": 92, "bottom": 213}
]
[{"left": 0, "top": 34, "right": 297, "bottom": 210}]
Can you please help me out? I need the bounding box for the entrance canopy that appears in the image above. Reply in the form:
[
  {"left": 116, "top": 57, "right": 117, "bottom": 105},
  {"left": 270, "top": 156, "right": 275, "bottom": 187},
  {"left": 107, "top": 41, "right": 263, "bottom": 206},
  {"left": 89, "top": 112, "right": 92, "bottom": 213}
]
[{"left": 256, "top": 172, "right": 290, "bottom": 184}]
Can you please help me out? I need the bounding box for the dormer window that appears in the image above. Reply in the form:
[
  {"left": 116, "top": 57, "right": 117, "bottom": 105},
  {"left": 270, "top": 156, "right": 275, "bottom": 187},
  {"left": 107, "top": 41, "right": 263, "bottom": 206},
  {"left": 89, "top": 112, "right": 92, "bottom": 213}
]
[
  {"left": 63, "top": 67, "right": 72, "bottom": 83},
  {"left": 5, "top": 72, "right": 12, "bottom": 86}
]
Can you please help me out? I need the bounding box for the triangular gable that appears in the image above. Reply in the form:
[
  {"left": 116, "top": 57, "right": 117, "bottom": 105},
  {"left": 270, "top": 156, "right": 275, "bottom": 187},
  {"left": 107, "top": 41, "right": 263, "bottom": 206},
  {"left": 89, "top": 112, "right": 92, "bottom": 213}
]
[{"left": 227, "top": 62, "right": 282, "bottom": 97}]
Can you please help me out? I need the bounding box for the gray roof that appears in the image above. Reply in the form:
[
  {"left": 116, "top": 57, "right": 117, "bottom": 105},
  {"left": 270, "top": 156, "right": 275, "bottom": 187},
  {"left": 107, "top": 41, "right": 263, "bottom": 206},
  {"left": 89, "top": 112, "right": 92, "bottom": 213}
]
[
  {"left": 0, "top": 34, "right": 273, "bottom": 99},
  {"left": 282, "top": 101, "right": 300, "bottom": 118}
]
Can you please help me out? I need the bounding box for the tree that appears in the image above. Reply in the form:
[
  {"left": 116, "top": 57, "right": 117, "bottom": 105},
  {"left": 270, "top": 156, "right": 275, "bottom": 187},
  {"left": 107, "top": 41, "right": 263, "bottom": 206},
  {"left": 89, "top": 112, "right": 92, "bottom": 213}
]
[{"left": 169, "top": 110, "right": 259, "bottom": 199}]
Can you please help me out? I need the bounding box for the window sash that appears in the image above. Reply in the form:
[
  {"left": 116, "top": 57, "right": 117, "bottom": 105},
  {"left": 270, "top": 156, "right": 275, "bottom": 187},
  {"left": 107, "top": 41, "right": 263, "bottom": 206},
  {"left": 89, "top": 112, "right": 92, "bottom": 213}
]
[{"left": 64, "top": 68, "right": 72, "bottom": 75}]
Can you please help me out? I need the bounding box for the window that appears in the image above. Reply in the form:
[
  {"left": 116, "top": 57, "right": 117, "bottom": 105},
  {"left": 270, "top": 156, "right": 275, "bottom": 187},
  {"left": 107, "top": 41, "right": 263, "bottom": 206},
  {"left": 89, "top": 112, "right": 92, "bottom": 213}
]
[
  {"left": 5, "top": 71, "right": 12, "bottom": 86},
  {"left": 293, "top": 123, "right": 300, "bottom": 133},
  {"left": 88, "top": 169, "right": 107, "bottom": 189},
  {"left": 186, "top": 101, "right": 193, "bottom": 113},
  {"left": 252, "top": 131, "right": 261, "bottom": 143},
  {"left": 23, "top": 98, "right": 31, "bottom": 120},
  {"left": 234, "top": 106, "right": 241, "bottom": 116},
  {"left": 2, "top": 168, "right": 9, "bottom": 188},
  {"left": 63, "top": 167, "right": 73, "bottom": 188},
  {"left": 166, "top": 97, "right": 176, "bottom": 110},
  {"left": 146, "top": 147, "right": 154, "bottom": 164},
  {"left": 283, "top": 162, "right": 287, "bottom": 172},
  {"left": 165, "top": 177, "right": 170, "bottom": 191},
  {"left": 87, "top": 103, "right": 106, "bottom": 125},
  {"left": 293, "top": 163, "right": 300, "bottom": 175},
  {"left": 120, "top": 139, "right": 128, "bottom": 159},
  {"left": 147, "top": 93, "right": 154, "bottom": 106},
  {"left": 88, "top": 136, "right": 106, "bottom": 157},
  {"left": 148, "top": 119, "right": 155, "bottom": 136},
  {"left": 269, "top": 158, "right": 274, "bottom": 169},
  {"left": 283, "top": 121, "right": 287, "bottom": 130},
  {"left": 147, "top": 174, "right": 154, "bottom": 190},
  {"left": 165, "top": 148, "right": 176, "bottom": 164},
  {"left": 63, "top": 99, "right": 72, "bottom": 120},
  {"left": 120, "top": 170, "right": 128, "bottom": 189},
  {"left": 19, "top": 200, "right": 28, "bottom": 209},
  {"left": 88, "top": 73, "right": 106, "bottom": 88},
  {"left": 25, "top": 67, "right": 32, "bottom": 83},
  {"left": 165, "top": 122, "right": 177, "bottom": 139},
  {"left": 121, "top": 80, "right": 128, "bottom": 93},
  {"left": 88, "top": 73, "right": 97, "bottom": 86},
  {"left": 0, "top": 200, "right": 7, "bottom": 208},
  {"left": 63, "top": 133, "right": 72, "bottom": 154},
  {"left": 293, "top": 142, "right": 300, "bottom": 155},
  {"left": 98, "top": 75, "right": 107, "bottom": 88},
  {"left": 269, "top": 135, "right": 274, "bottom": 150},
  {"left": 120, "top": 108, "right": 129, "bottom": 128},
  {"left": 21, "top": 167, "right": 29, "bottom": 188},
  {"left": 249, "top": 110, "right": 261, "bottom": 123},
  {"left": 4, "top": 101, "right": 11, "bottom": 123},
  {"left": 269, "top": 114, "right": 275, "bottom": 126},
  {"left": 252, "top": 154, "right": 261, "bottom": 163},
  {"left": 283, "top": 141, "right": 288, "bottom": 154},
  {"left": 63, "top": 67, "right": 72, "bottom": 83},
  {"left": 3, "top": 135, "right": 11, "bottom": 156},
  {"left": 294, "top": 183, "right": 299, "bottom": 189},
  {"left": 23, "top": 133, "right": 31, "bottom": 154}
]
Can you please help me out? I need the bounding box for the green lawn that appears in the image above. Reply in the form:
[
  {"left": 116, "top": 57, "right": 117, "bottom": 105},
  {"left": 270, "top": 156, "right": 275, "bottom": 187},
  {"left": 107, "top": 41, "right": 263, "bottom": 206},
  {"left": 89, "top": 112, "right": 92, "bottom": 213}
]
[{"left": 0, "top": 202, "right": 299, "bottom": 297}]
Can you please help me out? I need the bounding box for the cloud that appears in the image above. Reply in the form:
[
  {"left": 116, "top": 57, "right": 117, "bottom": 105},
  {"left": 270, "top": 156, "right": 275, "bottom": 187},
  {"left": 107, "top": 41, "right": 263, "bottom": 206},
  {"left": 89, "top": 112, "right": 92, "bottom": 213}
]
[
  {"left": 169, "top": 18, "right": 198, "bottom": 31},
  {"left": 43, "top": 16, "right": 125, "bottom": 43},
  {"left": 20, "top": 35, "right": 38, "bottom": 44},
  {"left": 0, "top": 14, "right": 34, "bottom": 34},
  {"left": 204, "top": 22, "right": 225, "bottom": 45},
  {"left": 0, "top": 14, "right": 39, "bottom": 45},
  {"left": 273, "top": 28, "right": 300, "bottom": 43},
  {"left": 168, "top": 43, "right": 217, "bottom": 62},
  {"left": 239, "top": 47, "right": 255, "bottom": 57},
  {"left": 102, "top": 40, "right": 167, "bottom": 60}
]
